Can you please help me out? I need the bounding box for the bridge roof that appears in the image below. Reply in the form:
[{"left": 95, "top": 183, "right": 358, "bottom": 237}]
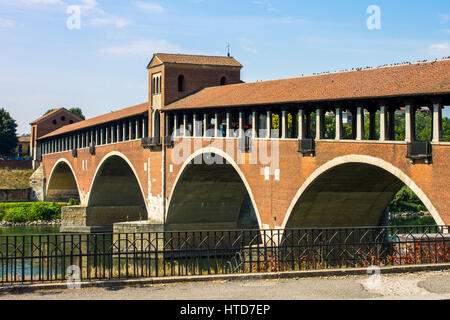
[
  {"left": 38, "top": 102, "right": 149, "bottom": 140},
  {"left": 163, "top": 59, "right": 450, "bottom": 111}
]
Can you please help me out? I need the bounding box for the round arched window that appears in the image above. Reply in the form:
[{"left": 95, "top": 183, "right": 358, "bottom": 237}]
[{"left": 220, "top": 77, "right": 227, "bottom": 86}]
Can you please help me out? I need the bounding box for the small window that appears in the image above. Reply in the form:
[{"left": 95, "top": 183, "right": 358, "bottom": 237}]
[
  {"left": 52, "top": 120, "right": 57, "bottom": 125},
  {"left": 220, "top": 77, "right": 227, "bottom": 86},
  {"left": 178, "top": 75, "right": 185, "bottom": 92},
  {"left": 69, "top": 120, "right": 74, "bottom": 124}
]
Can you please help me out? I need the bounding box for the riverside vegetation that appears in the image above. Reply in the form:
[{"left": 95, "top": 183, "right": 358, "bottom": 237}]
[{"left": 0, "top": 199, "right": 78, "bottom": 226}]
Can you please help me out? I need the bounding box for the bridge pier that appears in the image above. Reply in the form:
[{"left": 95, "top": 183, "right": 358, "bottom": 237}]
[{"left": 61, "top": 205, "right": 147, "bottom": 233}]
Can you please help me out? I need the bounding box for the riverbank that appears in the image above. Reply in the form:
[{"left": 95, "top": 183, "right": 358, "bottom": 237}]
[{"left": 0, "top": 219, "right": 61, "bottom": 228}]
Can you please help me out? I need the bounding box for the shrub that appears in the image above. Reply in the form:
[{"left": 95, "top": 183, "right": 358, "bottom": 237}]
[
  {"left": 0, "top": 202, "right": 65, "bottom": 222},
  {"left": 4, "top": 207, "right": 29, "bottom": 223},
  {"left": 30, "top": 202, "right": 61, "bottom": 221},
  {"left": 68, "top": 198, "right": 79, "bottom": 206}
]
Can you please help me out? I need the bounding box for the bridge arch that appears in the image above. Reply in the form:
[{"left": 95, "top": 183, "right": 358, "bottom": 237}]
[
  {"left": 282, "top": 155, "right": 444, "bottom": 229},
  {"left": 86, "top": 151, "right": 148, "bottom": 225},
  {"left": 46, "top": 158, "right": 80, "bottom": 202},
  {"left": 167, "top": 147, "right": 262, "bottom": 231}
]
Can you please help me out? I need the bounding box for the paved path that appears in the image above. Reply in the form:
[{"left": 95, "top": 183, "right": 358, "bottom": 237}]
[{"left": 1, "top": 270, "right": 449, "bottom": 300}]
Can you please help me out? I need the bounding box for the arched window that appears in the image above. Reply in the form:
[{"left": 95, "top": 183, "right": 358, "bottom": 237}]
[
  {"left": 178, "top": 75, "right": 185, "bottom": 92},
  {"left": 220, "top": 77, "right": 227, "bottom": 86}
]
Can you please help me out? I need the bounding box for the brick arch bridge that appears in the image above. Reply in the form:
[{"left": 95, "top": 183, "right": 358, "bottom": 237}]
[{"left": 30, "top": 53, "right": 450, "bottom": 232}]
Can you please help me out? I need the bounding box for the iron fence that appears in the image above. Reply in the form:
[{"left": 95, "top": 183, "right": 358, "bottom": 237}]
[{"left": 0, "top": 225, "right": 448, "bottom": 285}]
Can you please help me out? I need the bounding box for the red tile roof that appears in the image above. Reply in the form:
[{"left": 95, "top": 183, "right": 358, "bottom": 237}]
[
  {"left": 164, "top": 59, "right": 450, "bottom": 111},
  {"left": 38, "top": 102, "right": 149, "bottom": 140},
  {"left": 30, "top": 108, "right": 66, "bottom": 125},
  {"left": 148, "top": 53, "right": 242, "bottom": 68}
]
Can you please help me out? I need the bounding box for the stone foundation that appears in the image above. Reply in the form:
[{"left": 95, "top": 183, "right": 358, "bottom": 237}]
[{"left": 61, "top": 205, "right": 147, "bottom": 233}]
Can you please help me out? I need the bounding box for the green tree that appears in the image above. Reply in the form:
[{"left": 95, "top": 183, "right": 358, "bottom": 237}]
[
  {"left": 68, "top": 107, "right": 85, "bottom": 120},
  {"left": 0, "top": 108, "right": 18, "bottom": 157}
]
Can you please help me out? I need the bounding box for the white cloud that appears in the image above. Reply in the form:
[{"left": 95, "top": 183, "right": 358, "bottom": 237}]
[
  {"left": 100, "top": 39, "right": 184, "bottom": 56},
  {"left": 0, "top": 18, "right": 15, "bottom": 28},
  {"left": 134, "top": 1, "right": 164, "bottom": 14},
  {"left": 87, "top": 17, "right": 130, "bottom": 28},
  {"left": 429, "top": 43, "right": 450, "bottom": 57}
]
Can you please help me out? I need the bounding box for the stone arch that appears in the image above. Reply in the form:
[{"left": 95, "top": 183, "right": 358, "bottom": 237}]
[
  {"left": 86, "top": 152, "right": 148, "bottom": 226},
  {"left": 282, "top": 155, "right": 444, "bottom": 229},
  {"left": 46, "top": 158, "right": 80, "bottom": 202},
  {"left": 167, "top": 147, "right": 262, "bottom": 231}
]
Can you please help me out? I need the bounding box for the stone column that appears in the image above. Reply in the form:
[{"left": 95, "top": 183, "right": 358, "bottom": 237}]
[
  {"left": 142, "top": 118, "right": 146, "bottom": 138},
  {"left": 252, "top": 111, "right": 257, "bottom": 138},
  {"left": 203, "top": 114, "right": 208, "bottom": 138},
  {"left": 193, "top": 113, "right": 198, "bottom": 137},
  {"left": 183, "top": 113, "right": 188, "bottom": 137},
  {"left": 379, "top": 106, "right": 388, "bottom": 141},
  {"left": 281, "top": 110, "right": 287, "bottom": 139},
  {"left": 100, "top": 128, "right": 104, "bottom": 145},
  {"left": 405, "top": 104, "right": 415, "bottom": 143},
  {"left": 226, "top": 112, "right": 231, "bottom": 138},
  {"left": 239, "top": 112, "right": 244, "bottom": 138},
  {"left": 266, "top": 111, "right": 271, "bottom": 139},
  {"left": 335, "top": 107, "right": 343, "bottom": 140},
  {"left": 91, "top": 131, "right": 94, "bottom": 146},
  {"left": 129, "top": 120, "right": 133, "bottom": 140},
  {"left": 105, "top": 125, "right": 110, "bottom": 144},
  {"left": 122, "top": 123, "right": 126, "bottom": 141},
  {"left": 298, "top": 109, "right": 305, "bottom": 140},
  {"left": 315, "top": 108, "right": 324, "bottom": 140},
  {"left": 136, "top": 119, "right": 140, "bottom": 139},
  {"left": 432, "top": 103, "right": 443, "bottom": 143},
  {"left": 356, "top": 107, "right": 365, "bottom": 141},
  {"left": 174, "top": 114, "right": 178, "bottom": 138},
  {"left": 214, "top": 113, "right": 219, "bottom": 137}
]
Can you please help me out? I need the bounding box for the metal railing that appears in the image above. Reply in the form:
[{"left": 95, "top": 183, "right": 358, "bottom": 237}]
[{"left": 0, "top": 225, "right": 448, "bottom": 285}]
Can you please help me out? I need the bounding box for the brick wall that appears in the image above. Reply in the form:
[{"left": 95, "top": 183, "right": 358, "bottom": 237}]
[{"left": 0, "top": 188, "right": 31, "bottom": 202}]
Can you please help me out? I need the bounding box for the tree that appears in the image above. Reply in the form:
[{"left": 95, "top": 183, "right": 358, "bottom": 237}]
[
  {"left": 68, "top": 107, "right": 85, "bottom": 120},
  {"left": 0, "top": 108, "right": 18, "bottom": 157}
]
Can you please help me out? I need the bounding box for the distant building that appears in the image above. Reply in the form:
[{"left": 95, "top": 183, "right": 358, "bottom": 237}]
[
  {"left": 13, "top": 136, "right": 31, "bottom": 159},
  {"left": 30, "top": 108, "right": 83, "bottom": 168}
]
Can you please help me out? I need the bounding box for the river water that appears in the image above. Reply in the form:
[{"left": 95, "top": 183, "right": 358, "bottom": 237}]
[{"left": 0, "top": 226, "right": 60, "bottom": 236}]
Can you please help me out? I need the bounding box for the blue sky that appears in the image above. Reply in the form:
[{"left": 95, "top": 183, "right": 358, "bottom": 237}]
[{"left": 0, "top": 0, "right": 449, "bottom": 134}]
